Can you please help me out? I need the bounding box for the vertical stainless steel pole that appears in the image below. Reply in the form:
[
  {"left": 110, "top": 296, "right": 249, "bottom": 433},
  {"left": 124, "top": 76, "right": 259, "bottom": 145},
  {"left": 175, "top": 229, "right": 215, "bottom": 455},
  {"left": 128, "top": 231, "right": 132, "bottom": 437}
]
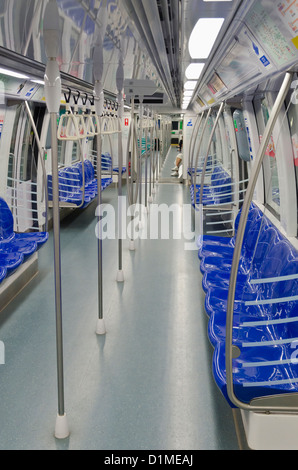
[
  {"left": 50, "top": 112, "right": 65, "bottom": 418},
  {"left": 96, "top": 119, "right": 106, "bottom": 334},
  {"left": 189, "top": 113, "right": 204, "bottom": 186},
  {"left": 199, "top": 102, "right": 224, "bottom": 205},
  {"left": 117, "top": 93, "right": 124, "bottom": 281},
  {"left": 148, "top": 116, "right": 153, "bottom": 203},
  {"left": 144, "top": 120, "right": 148, "bottom": 210},
  {"left": 193, "top": 108, "right": 211, "bottom": 205}
]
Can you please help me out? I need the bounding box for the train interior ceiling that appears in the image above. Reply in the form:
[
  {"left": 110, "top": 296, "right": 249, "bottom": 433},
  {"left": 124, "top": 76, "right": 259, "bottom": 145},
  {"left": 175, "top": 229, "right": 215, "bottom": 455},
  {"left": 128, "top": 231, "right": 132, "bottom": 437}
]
[{"left": 0, "top": 0, "right": 298, "bottom": 451}]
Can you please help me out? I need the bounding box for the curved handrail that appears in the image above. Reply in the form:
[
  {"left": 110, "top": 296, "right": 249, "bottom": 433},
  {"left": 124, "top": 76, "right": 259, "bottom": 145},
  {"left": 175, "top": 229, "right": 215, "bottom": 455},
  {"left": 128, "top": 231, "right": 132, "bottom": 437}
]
[
  {"left": 198, "top": 102, "right": 225, "bottom": 206},
  {"left": 126, "top": 111, "right": 139, "bottom": 207},
  {"left": 83, "top": 108, "right": 96, "bottom": 138},
  {"left": 193, "top": 108, "right": 212, "bottom": 207},
  {"left": 225, "top": 71, "right": 295, "bottom": 413},
  {"left": 24, "top": 101, "right": 49, "bottom": 231},
  {"left": 189, "top": 113, "right": 204, "bottom": 186}
]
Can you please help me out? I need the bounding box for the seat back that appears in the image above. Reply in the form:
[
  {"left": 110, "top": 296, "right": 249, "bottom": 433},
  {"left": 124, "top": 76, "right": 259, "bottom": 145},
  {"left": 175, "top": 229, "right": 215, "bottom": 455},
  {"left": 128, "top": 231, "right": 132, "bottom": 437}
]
[{"left": 0, "top": 197, "right": 14, "bottom": 240}]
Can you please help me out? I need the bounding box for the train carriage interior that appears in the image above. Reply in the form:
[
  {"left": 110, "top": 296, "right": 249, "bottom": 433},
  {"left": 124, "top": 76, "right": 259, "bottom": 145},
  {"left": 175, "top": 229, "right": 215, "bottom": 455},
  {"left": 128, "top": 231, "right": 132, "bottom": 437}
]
[{"left": 0, "top": 0, "right": 298, "bottom": 451}]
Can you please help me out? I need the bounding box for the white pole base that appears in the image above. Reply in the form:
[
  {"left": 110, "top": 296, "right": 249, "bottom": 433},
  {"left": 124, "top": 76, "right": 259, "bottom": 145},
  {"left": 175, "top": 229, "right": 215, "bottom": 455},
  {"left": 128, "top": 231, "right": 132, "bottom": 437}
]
[
  {"left": 116, "top": 269, "right": 124, "bottom": 282},
  {"left": 55, "top": 413, "right": 69, "bottom": 440},
  {"left": 129, "top": 240, "right": 135, "bottom": 251},
  {"left": 96, "top": 318, "right": 106, "bottom": 335},
  {"left": 148, "top": 195, "right": 153, "bottom": 204}
]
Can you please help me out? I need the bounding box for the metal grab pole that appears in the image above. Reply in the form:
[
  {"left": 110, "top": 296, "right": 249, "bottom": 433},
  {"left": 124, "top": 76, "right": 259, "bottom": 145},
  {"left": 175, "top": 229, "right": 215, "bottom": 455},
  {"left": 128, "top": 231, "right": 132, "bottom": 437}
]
[
  {"left": 117, "top": 102, "right": 123, "bottom": 274},
  {"left": 193, "top": 108, "right": 211, "bottom": 205},
  {"left": 138, "top": 101, "right": 143, "bottom": 227},
  {"left": 51, "top": 112, "right": 68, "bottom": 432},
  {"left": 96, "top": 118, "right": 106, "bottom": 335},
  {"left": 189, "top": 113, "right": 204, "bottom": 186},
  {"left": 199, "top": 102, "right": 224, "bottom": 205},
  {"left": 43, "top": 0, "right": 70, "bottom": 439},
  {"left": 144, "top": 115, "right": 149, "bottom": 211},
  {"left": 126, "top": 99, "right": 139, "bottom": 250},
  {"left": 225, "top": 71, "right": 294, "bottom": 412},
  {"left": 148, "top": 115, "right": 153, "bottom": 203}
]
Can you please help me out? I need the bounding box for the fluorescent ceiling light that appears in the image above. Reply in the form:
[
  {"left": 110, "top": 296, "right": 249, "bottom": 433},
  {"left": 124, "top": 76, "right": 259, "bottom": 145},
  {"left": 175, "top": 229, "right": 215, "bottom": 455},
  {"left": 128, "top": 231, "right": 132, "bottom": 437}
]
[
  {"left": 185, "top": 63, "right": 205, "bottom": 80},
  {"left": 0, "top": 67, "right": 30, "bottom": 80},
  {"left": 182, "top": 103, "right": 189, "bottom": 109},
  {"left": 184, "top": 81, "right": 197, "bottom": 91},
  {"left": 189, "top": 18, "right": 225, "bottom": 59},
  {"left": 184, "top": 90, "right": 193, "bottom": 97},
  {"left": 204, "top": 0, "right": 232, "bottom": 2}
]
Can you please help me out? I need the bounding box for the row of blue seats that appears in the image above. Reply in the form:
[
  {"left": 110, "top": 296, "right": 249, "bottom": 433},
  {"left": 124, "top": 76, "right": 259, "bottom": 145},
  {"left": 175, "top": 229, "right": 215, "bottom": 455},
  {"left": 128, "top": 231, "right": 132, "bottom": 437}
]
[
  {"left": 101, "top": 152, "right": 126, "bottom": 174},
  {"left": 190, "top": 166, "right": 232, "bottom": 207},
  {"left": 198, "top": 203, "right": 298, "bottom": 407},
  {"left": 0, "top": 198, "right": 48, "bottom": 285},
  {"left": 48, "top": 160, "right": 112, "bottom": 208},
  {"left": 187, "top": 155, "right": 213, "bottom": 177}
]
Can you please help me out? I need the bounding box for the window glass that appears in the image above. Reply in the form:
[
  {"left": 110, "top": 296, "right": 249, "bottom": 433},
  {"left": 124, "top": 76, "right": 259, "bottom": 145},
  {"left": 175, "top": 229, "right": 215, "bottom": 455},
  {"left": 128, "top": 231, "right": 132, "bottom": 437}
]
[
  {"left": 261, "top": 99, "right": 280, "bottom": 213},
  {"left": 285, "top": 92, "right": 298, "bottom": 227}
]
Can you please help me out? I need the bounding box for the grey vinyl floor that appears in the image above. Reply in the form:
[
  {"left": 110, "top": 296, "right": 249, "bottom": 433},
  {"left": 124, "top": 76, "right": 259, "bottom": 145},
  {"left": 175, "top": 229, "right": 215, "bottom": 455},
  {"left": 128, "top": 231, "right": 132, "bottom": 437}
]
[{"left": 0, "top": 147, "right": 239, "bottom": 450}]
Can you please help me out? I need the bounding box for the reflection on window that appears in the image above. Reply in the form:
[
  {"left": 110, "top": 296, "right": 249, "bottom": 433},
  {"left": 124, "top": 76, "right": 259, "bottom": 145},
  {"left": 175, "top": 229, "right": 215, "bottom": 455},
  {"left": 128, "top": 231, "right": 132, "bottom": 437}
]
[
  {"left": 286, "top": 97, "right": 298, "bottom": 224},
  {"left": 71, "top": 141, "right": 80, "bottom": 163},
  {"left": 261, "top": 101, "right": 280, "bottom": 212},
  {"left": 9, "top": 103, "right": 34, "bottom": 183}
]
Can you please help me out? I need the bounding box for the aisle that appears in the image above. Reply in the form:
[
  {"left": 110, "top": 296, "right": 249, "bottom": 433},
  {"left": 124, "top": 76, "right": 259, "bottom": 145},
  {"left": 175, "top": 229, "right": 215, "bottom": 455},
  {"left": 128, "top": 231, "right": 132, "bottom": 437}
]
[{"left": 0, "top": 148, "right": 238, "bottom": 450}]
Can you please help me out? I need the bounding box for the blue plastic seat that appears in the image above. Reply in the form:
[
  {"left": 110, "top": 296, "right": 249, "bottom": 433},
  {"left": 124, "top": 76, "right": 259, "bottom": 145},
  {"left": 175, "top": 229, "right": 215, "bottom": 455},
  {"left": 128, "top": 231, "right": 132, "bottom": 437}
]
[
  {"left": 213, "top": 341, "right": 298, "bottom": 407},
  {"left": 201, "top": 216, "right": 270, "bottom": 282},
  {"left": 204, "top": 233, "right": 291, "bottom": 318},
  {"left": 210, "top": 248, "right": 298, "bottom": 406},
  {"left": 197, "top": 203, "right": 260, "bottom": 258},
  {"left": 0, "top": 197, "right": 44, "bottom": 256},
  {"left": 196, "top": 197, "right": 298, "bottom": 408},
  {"left": 0, "top": 238, "right": 37, "bottom": 260},
  {"left": 190, "top": 166, "right": 233, "bottom": 207},
  {"left": 48, "top": 159, "right": 113, "bottom": 209},
  {"left": 14, "top": 231, "right": 48, "bottom": 248},
  {"left": 0, "top": 266, "right": 7, "bottom": 284},
  {"left": 101, "top": 177, "right": 113, "bottom": 191},
  {"left": 0, "top": 252, "right": 24, "bottom": 274},
  {"left": 63, "top": 166, "right": 92, "bottom": 206},
  {"left": 113, "top": 167, "right": 126, "bottom": 174}
]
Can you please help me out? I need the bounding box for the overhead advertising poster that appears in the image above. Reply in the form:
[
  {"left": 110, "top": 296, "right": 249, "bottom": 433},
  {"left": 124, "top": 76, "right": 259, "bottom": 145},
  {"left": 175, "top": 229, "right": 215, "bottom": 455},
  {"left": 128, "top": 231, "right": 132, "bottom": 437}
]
[
  {"left": 200, "top": 85, "right": 215, "bottom": 106},
  {"left": 246, "top": 1, "right": 298, "bottom": 67},
  {"left": 277, "top": 0, "right": 298, "bottom": 48},
  {"left": 207, "top": 73, "right": 228, "bottom": 98},
  {"left": 291, "top": 133, "right": 298, "bottom": 166},
  {"left": 0, "top": 74, "right": 41, "bottom": 100},
  {"left": 217, "top": 36, "right": 262, "bottom": 91}
]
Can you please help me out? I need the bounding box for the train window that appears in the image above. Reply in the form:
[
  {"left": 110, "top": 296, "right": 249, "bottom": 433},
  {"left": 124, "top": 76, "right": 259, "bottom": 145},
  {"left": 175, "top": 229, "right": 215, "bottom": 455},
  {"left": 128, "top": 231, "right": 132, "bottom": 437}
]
[
  {"left": 9, "top": 103, "right": 34, "bottom": 182},
  {"left": 71, "top": 141, "right": 80, "bottom": 163},
  {"left": 255, "top": 98, "right": 281, "bottom": 215},
  {"left": 285, "top": 92, "right": 298, "bottom": 228}
]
